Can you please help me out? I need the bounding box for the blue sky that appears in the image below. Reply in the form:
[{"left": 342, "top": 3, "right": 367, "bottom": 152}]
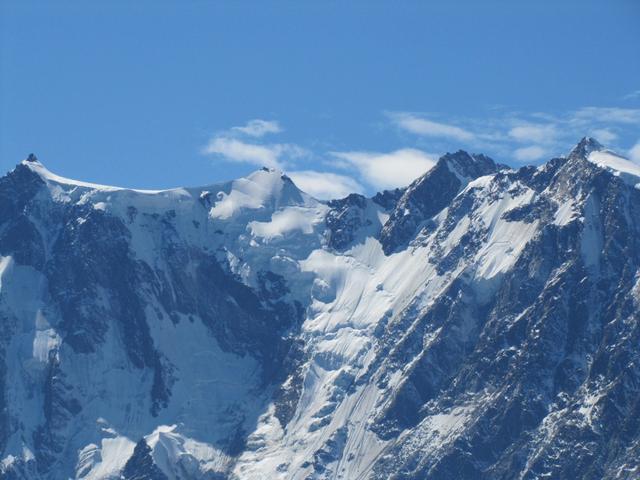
[{"left": 1, "top": 0, "right": 639, "bottom": 198}]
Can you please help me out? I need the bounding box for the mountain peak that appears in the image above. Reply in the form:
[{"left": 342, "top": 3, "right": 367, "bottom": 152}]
[
  {"left": 569, "top": 136, "right": 604, "bottom": 158},
  {"left": 20, "top": 153, "right": 44, "bottom": 169},
  {"left": 440, "top": 149, "right": 473, "bottom": 164},
  {"left": 249, "top": 166, "right": 287, "bottom": 181},
  {"left": 207, "top": 166, "right": 317, "bottom": 220},
  {"left": 440, "top": 149, "right": 497, "bottom": 181},
  {"left": 379, "top": 150, "right": 499, "bottom": 254}
]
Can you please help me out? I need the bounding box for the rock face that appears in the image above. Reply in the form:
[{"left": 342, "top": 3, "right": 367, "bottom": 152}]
[
  {"left": 379, "top": 150, "right": 500, "bottom": 254},
  {"left": 1, "top": 138, "right": 640, "bottom": 479},
  {"left": 122, "top": 440, "right": 168, "bottom": 480}
]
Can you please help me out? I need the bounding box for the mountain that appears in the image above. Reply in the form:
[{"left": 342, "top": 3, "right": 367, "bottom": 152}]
[{"left": 1, "top": 138, "right": 639, "bottom": 479}]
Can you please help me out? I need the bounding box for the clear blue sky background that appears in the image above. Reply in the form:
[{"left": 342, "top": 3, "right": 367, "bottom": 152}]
[{"left": 1, "top": 0, "right": 639, "bottom": 197}]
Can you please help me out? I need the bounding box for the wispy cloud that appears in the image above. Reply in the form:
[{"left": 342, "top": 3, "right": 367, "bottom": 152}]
[
  {"left": 589, "top": 128, "right": 618, "bottom": 144},
  {"left": 231, "top": 119, "right": 282, "bottom": 138},
  {"left": 570, "top": 107, "right": 640, "bottom": 125},
  {"left": 204, "top": 120, "right": 365, "bottom": 198},
  {"left": 204, "top": 109, "right": 640, "bottom": 199},
  {"left": 202, "top": 119, "right": 304, "bottom": 169},
  {"left": 330, "top": 148, "right": 437, "bottom": 190},
  {"left": 508, "top": 124, "right": 558, "bottom": 144},
  {"left": 202, "top": 136, "right": 305, "bottom": 169},
  {"left": 388, "top": 106, "right": 640, "bottom": 166},
  {"left": 389, "top": 112, "right": 476, "bottom": 142},
  {"left": 623, "top": 90, "right": 640, "bottom": 101},
  {"left": 287, "top": 171, "right": 364, "bottom": 200},
  {"left": 513, "top": 145, "right": 548, "bottom": 162}
]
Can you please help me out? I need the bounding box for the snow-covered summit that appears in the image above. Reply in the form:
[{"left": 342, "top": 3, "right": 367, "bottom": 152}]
[
  {"left": 13, "top": 157, "right": 323, "bottom": 226},
  {"left": 563, "top": 137, "right": 640, "bottom": 189},
  {"left": 19, "top": 155, "right": 169, "bottom": 193},
  {"left": 208, "top": 167, "right": 318, "bottom": 221}
]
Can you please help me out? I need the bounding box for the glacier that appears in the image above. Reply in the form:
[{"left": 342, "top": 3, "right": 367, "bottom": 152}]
[{"left": 1, "top": 139, "right": 640, "bottom": 479}]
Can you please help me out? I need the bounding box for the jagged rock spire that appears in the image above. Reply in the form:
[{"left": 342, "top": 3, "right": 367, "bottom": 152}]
[{"left": 569, "top": 136, "right": 603, "bottom": 158}]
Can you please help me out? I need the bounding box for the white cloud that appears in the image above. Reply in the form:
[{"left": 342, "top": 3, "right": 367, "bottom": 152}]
[
  {"left": 203, "top": 110, "right": 639, "bottom": 190},
  {"left": 623, "top": 90, "right": 640, "bottom": 100},
  {"left": 287, "top": 170, "right": 364, "bottom": 200},
  {"left": 384, "top": 107, "right": 639, "bottom": 166},
  {"left": 390, "top": 113, "right": 475, "bottom": 142},
  {"left": 231, "top": 119, "right": 282, "bottom": 137},
  {"left": 513, "top": 145, "right": 547, "bottom": 162},
  {"left": 331, "top": 148, "right": 437, "bottom": 190},
  {"left": 202, "top": 136, "right": 305, "bottom": 169},
  {"left": 508, "top": 123, "right": 557, "bottom": 143},
  {"left": 589, "top": 128, "right": 618, "bottom": 144},
  {"left": 571, "top": 107, "right": 640, "bottom": 125},
  {"left": 629, "top": 141, "right": 640, "bottom": 163}
]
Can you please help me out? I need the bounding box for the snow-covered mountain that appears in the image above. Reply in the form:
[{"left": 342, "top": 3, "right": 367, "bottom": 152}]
[{"left": 1, "top": 138, "right": 640, "bottom": 479}]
